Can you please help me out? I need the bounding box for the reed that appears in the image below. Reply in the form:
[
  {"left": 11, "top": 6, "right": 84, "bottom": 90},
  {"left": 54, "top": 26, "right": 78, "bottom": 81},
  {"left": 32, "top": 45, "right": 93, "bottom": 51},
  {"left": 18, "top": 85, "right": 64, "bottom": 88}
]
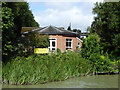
[{"left": 2, "top": 51, "right": 119, "bottom": 85}]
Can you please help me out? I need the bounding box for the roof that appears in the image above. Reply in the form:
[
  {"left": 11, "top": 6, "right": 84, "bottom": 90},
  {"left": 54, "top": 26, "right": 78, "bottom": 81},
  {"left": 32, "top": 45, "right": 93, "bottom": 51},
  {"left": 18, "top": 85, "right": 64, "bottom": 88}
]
[
  {"left": 22, "top": 25, "right": 79, "bottom": 37},
  {"left": 21, "top": 27, "right": 39, "bottom": 33}
]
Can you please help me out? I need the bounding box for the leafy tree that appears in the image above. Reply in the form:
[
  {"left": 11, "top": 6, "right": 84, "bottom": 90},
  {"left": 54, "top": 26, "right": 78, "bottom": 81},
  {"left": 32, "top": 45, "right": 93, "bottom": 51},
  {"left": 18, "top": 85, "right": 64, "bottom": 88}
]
[
  {"left": 2, "top": 3, "right": 15, "bottom": 62},
  {"left": 67, "top": 26, "right": 71, "bottom": 31},
  {"left": 86, "top": 26, "right": 91, "bottom": 34},
  {"left": 2, "top": 2, "right": 39, "bottom": 62},
  {"left": 73, "top": 29, "right": 81, "bottom": 38},
  {"left": 81, "top": 33, "right": 100, "bottom": 58},
  {"left": 5, "top": 2, "right": 39, "bottom": 38},
  {"left": 80, "top": 33, "right": 116, "bottom": 72},
  {"left": 91, "top": 2, "right": 120, "bottom": 56},
  {"left": 26, "top": 32, "right": 49, "bottom": 48},
  {"left": 77, "top": 29, "right": 81, "bottom": 38},
  {"left": 0, "top": 2, "right": 2, "bottom": 59},
  {"left": 111, "top": 34, "right": 120, "bottom": 59},
  {"left": 15, "top": 31, "right": 49, "bottom": 55},
  {"left": 73, "top": 29, "right": 77, "bottom": 32}
]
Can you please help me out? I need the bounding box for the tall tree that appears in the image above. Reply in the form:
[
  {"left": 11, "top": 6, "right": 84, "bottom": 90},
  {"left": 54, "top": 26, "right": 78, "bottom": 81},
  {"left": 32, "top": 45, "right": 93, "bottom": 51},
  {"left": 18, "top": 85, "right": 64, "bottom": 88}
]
[
  {"left": 2, "top": 3, "right": 15, "bottom": 60},
  {"left": 91, "top": 2, "right": 120, "bottom": 57},
  {"left": 5, "top": 2, "right": 39, "bottom": 38},
  {"left": 73, "top": 29, "right": 81, "bottom": 38},
  {"left": 2, "top": 2, "right": 39, "bottom": 62},
  {"left": 67, "top": 26, "right": 71, "bottom": 31}
]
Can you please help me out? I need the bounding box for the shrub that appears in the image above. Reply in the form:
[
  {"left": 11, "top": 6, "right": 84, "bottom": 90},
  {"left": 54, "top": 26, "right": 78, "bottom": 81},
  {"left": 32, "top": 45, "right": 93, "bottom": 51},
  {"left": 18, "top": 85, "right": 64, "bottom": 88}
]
[
  {"left": 81, "top": 33, "right": 100, "bottom": 59},
  {"left": 57, "top": 48, "right": 61, "bottom": 55},
  {"left": 80, "top": 33, "right": 119, "bottom": 73}
]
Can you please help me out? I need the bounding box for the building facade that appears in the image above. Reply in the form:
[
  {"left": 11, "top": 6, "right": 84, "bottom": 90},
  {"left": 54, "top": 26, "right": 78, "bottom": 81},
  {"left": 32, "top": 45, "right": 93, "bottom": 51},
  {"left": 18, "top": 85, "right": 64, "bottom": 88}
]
[
  {"left": 49, "top": 35, "right": 82, "bottom": 52},
  {"left": 22, "top": 25, "right": 82, "bottom": 52}
]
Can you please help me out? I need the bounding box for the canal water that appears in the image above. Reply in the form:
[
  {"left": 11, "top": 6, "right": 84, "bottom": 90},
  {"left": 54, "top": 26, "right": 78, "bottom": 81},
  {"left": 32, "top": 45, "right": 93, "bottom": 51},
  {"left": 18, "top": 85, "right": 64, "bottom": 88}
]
[{"left": 2, "top": 75, "right": 119, "bottom": 88}]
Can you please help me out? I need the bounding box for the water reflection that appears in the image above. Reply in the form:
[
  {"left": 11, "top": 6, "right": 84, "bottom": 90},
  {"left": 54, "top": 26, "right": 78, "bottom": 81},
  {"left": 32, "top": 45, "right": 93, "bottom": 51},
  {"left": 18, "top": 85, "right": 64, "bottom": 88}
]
[{"left": 2, "top": 75, "right": 118, "bottom": 88}]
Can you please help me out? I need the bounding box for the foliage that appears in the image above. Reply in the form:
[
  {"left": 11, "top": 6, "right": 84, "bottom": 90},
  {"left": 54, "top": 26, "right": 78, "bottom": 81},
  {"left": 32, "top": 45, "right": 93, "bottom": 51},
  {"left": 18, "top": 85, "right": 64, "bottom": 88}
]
[
  {"left": 14, "top": 31, "right": 50, "bottom": 56},
  {"left": 2, "top": 3, "right": 15, "bottom": 58},
  {"left": 5, "top": 2, "right": 39, "bottom": 38},
  {"left": 26, "top": 32, "right": 49, "bottom": 48},
  {"left": 110, "top": 34, "right": 120, "bottom": 59},
  {"left": 2, "top": 2, "right": 39, "bottom": 62},
  {"left": 73, "top": 29, "right": 81, "bottom": 38},
  {"left": 67, "top": 26, "right": 71, "bottom": 31},
  {"left": 89, "top": 53, "right": 118, "bottom": 73},
  {"left": 73, "top": 29, "right": 77, "bottom": 32},
  {"left": 56, "top": 48, "right": 61, "bottom": 55},
  {"left": 81, "top": 33, "right": 100, "bottom": 58},
  {"left": 86, "top": 26, "right": 91, "bottom": 34},
  {"left": 2, "top": 52, "right": 92, "bottom": 85},
  {"left": 81, "top": 33, "right": 119, "bottom": 73},
  {"left": 2, "top": 51, "right": 118, "bottom": 85},
  {"left": 91, "top": 2, "right": 120, "bottom": 57}
]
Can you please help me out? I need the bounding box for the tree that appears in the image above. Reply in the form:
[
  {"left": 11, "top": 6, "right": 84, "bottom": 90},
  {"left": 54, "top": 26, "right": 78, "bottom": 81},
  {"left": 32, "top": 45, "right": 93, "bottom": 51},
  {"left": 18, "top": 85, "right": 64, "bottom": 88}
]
[
  {"left": 73, "top": 29, "right": 81, "bottom": 38},
  {"left": 5, "top": 2, "right": 39, "bottom": 38},
  {"left": 91, "top": 2, "right": 120, "bottom": 56},
  {"left": 77, "top": 29, "right": 81, "bottom": 38},
  {"left": 2, "top": 3, "right": 15, "bottom": 62},
  {"left": 2, "top": 2, "right": 39, "bottom": 62},
  {"left": 111, "top": 34, "right": 120, "bottom": 59},
  {"left": 15, "top": 32, "right": 49, "bottom": 55},
  {"left": 67, "top": 26, "right": 71, "bottom": 31},
  {"left": 81, "top": 33, "right": 100, "bottom": 58},
  {"left": 86, "top": 26, "right": 91, "bottom": 34},
  {"left": 80, "top": 33, "right": 109, "bottom": 72},
  {"left": 26, "top": 32, "right": 49, "bottom": 48},
  {"left": 73, "top": 29, "right": 77, "bottom": 32}
]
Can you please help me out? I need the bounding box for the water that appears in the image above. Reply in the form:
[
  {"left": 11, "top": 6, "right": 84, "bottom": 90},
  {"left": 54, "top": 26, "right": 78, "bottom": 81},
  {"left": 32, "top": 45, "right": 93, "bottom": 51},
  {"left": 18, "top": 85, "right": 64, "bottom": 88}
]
[{"left": 2, "top": 75, "right": 119, "bottom": 88}]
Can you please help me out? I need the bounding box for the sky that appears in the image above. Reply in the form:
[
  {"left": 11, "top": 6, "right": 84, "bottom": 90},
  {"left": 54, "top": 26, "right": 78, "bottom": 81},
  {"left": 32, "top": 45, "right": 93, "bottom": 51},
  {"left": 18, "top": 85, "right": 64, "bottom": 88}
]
[{"left": 28, "top": 0, "right": 104, "bottom": 32}]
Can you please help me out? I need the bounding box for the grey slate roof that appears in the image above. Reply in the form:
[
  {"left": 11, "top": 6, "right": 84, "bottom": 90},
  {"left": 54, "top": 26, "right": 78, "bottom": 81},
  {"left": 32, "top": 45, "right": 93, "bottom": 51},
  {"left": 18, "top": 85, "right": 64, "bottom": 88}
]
[{"left": 23, "top": 25, "right": 78, "bottom": 37}]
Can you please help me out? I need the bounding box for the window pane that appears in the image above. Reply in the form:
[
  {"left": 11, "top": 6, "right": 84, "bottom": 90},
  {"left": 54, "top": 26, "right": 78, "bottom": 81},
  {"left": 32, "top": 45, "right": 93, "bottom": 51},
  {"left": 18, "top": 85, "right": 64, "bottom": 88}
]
[
  {"left": 68, "top": 42, "right": 71, "bottom": 47},
  {"left": 52, "top": 48, "right": 55, "bottom": 50},
  {"left": 52, "top": 41, "right": 55, "bottom": 47},
  {"left": 66, "top": 39, "right": 72, "bottom": 41},
  {"left": 66, "top": 42, "right": 68, "bottom": 46},
  {"left": 66, "top": 39, "right": 72, "bottom": 49}
]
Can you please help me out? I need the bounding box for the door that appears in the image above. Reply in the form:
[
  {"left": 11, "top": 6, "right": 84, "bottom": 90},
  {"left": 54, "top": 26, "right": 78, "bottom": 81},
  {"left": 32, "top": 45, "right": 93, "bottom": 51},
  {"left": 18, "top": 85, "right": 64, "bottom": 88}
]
[{"left": 48, "top": 38, "right": 56, "bottom": 51}]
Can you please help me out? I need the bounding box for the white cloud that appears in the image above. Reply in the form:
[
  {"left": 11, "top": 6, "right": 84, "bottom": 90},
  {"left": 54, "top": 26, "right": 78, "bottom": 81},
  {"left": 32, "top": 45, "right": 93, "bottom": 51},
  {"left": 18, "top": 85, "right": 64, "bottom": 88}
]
[
  {"left": 44, "top": 2, "right": 78, "bottom": 11},
  {"left": 33, "top": 5, "right": 94, "bottom": 31}
]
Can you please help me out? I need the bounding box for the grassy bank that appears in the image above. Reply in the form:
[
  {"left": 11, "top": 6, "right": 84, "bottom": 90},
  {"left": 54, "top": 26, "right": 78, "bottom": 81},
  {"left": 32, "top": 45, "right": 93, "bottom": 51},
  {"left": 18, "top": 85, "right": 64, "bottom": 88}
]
[{"left": 2, "top": 51, "right": 119, "bottom": 85}]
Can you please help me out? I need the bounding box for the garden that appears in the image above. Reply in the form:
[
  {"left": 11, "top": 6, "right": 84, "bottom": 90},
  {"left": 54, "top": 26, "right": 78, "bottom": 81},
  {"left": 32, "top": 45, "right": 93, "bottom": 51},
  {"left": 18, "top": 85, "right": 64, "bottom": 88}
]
[
  {"left": 2, "top": 34, "right": 119, "bottom": 85},
  {"left": 1, "top": 2, "right": 120, "bottom": 85}
]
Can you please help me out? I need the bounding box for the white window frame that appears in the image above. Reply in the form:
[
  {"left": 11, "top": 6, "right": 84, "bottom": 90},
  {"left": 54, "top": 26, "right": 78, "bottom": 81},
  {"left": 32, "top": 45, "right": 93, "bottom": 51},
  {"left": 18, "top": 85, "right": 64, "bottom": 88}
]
[
  {"left": 48, "top": 38, "right": 57, "bottom": 51},
  {"left": 66, "top": 39, "right": 72, "bottom": 49}
]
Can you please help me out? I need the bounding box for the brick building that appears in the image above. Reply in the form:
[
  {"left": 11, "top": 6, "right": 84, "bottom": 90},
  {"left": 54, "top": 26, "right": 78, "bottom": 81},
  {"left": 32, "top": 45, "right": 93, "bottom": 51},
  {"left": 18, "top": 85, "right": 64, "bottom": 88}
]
[{"left": 22, "top": 25, "right": 82, "bottom": 52}]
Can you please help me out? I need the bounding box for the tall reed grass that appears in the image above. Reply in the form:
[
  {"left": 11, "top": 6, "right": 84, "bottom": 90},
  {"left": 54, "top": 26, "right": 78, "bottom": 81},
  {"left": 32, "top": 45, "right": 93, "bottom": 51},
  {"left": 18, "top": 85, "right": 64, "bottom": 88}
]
[{"left": 2, "top": 51, "right": 119, "bottom": 85}]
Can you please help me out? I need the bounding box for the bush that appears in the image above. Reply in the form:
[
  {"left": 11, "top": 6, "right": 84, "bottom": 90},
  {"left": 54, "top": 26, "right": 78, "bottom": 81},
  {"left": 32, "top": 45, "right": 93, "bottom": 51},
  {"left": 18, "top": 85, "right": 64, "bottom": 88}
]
[
  {"left": 57, "top": 48, "right": 61, "bottom": 55},
  {"left": 81, "top": 33, "right": 100, "bottom": 58},
  {"left": 80, "top": 33, "right": 119, "bottom": 73}
]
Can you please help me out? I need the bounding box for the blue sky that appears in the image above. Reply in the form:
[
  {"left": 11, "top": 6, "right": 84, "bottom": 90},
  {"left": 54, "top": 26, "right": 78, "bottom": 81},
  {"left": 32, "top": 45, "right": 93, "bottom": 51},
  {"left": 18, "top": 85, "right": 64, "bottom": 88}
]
[{"left": 28, "top": 1, "right": 103, "bottom": 31}]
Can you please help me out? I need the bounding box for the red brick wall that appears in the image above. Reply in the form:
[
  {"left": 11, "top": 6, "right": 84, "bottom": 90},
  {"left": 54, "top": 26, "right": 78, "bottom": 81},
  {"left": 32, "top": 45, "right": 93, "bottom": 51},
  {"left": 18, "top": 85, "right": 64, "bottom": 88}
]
[{"left": 49, "top": 35, "right": 82, "bottom": 52}]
